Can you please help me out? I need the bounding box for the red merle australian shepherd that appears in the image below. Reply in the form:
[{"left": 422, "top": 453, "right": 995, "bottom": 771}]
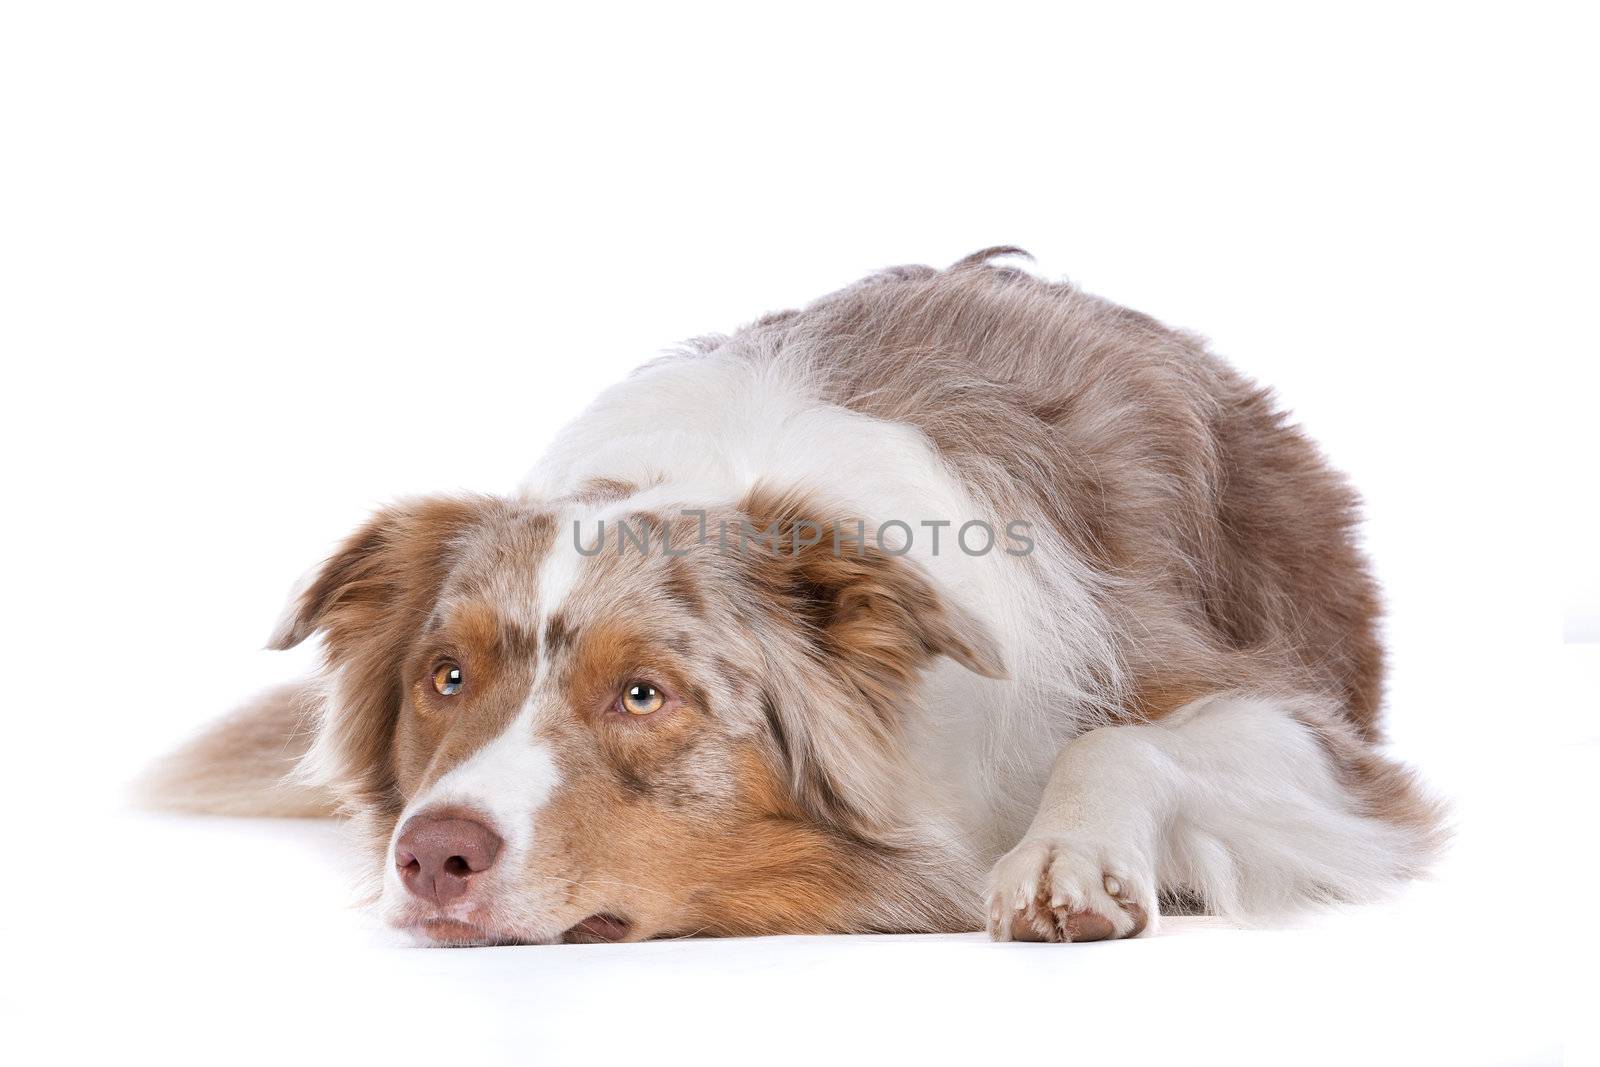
[{"left": 145, "top": 249, "right": 1443, "bottom": 946}]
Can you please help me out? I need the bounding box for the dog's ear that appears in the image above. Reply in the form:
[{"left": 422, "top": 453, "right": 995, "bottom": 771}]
[
  {"left": 268, "top": 495, "right": 497, "bottom": 652},
  {"left": 737, "top": 486, "right": 1007, "bottom": 696},
  {"left": 734, "top": 486, "right": 1006, "bottom": 837},
  {"left": 264, "top": 495, "right": 500, "bottom": 808}
]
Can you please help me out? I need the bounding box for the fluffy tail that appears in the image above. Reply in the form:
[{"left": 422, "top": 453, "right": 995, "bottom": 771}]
[{"left": 133, "top": 681, "right": 338, "bottom": 817}]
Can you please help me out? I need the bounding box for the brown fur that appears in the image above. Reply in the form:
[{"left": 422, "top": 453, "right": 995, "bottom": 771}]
[
  {"left": 268, "top": 494, "right": 520, "bottom": 816},
  {"left": 134, "top": 682, "right": 333, "bottom": 817}
]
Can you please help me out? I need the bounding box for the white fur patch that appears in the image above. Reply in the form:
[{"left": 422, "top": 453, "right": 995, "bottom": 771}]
[
  {"left": 379, "top": 692, "right": 562, "bottom": 925},
  {"left": 987, "top": 692, "right": 1427, "bottom": 939},
  {"left": 531, "top": 520, "right": 586, "bottom": 636},
  {"left": 412, "top": 715, "right": 560, "bottom": 853}
]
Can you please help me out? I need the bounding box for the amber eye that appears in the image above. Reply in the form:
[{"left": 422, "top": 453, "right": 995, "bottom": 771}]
[
  {"left": 621, "top": 682, "right": 664, "bottom": 716},
  {"left": 432, "top": 662, "right": 464, "bottom": 696}
]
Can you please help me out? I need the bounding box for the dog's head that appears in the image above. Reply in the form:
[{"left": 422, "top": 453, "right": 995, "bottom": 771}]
[{"left": 271, "top": 486, "right": 1004, "bottom": 944}]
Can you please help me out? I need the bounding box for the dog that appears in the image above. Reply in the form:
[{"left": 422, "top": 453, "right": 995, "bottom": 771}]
[{"left": 144, "top": 248, "right": 1443, "bottom": 945}]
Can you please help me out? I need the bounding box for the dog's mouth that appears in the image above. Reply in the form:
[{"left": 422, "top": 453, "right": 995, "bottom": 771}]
[{"left": 412, "top": 913, "right": 633, "bottom": 947}]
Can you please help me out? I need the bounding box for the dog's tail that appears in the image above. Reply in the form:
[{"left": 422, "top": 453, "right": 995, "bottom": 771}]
[{"left": 133, "top": 680, "right": 338, "bottom": 817}]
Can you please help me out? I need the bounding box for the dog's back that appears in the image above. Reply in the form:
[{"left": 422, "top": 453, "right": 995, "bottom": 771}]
[{"left": 732, "top": 249, "right": 1384, "bottom": 733}]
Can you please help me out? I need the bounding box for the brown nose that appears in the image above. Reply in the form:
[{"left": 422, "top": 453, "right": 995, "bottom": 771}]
[{"left": 395, "top": 813, "right": 502, "bottom": 905}]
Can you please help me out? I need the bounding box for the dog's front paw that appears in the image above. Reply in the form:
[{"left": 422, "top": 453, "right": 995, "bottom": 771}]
[{"left": 985, "top": 836, "right": 1156, "bottom": 943}]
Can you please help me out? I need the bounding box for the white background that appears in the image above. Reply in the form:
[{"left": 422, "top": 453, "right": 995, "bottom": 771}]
[{"left": 1, "top": 3, "right": 1593, "bottom": 1065}]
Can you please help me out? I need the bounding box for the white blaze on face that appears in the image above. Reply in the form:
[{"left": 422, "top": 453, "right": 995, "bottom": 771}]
[
  {"left": 384, "top": 510, "right": 596, "bottom": 917},
  {"left": 533, "top": 508, "right": 588, "bottom": 619},
  {"left": 413, "top": 704, "right": 562, "bottom": 855},
  {"left": 381, "top": 695, "right": 563, "bottom": 926}
]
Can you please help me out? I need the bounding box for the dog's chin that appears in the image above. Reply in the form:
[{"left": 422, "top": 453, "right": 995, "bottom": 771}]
[
  {"left": 401, "top": 912, "right": 637, "bottom": 947},
  {"left": 408, "top": 918, "right": 529, "bottom": 947}
]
